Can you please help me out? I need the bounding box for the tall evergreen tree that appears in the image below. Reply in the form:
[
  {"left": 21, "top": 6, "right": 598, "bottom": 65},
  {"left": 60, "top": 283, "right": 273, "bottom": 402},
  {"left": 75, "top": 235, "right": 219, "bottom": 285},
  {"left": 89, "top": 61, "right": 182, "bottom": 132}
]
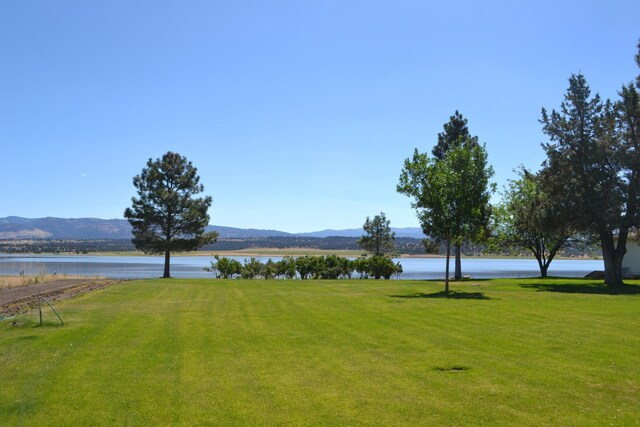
[
  {"left": 432, "top": 110, "right": 479, "bottom": 160},
  {"left": 124, "top": 152, "right": 217, "bottom": 278},
  {"left": 636, "top": 39, "right": 640, "bottom": 86},
  {"left": 539, "top": 71, "right": 639, "bottom": 287}
]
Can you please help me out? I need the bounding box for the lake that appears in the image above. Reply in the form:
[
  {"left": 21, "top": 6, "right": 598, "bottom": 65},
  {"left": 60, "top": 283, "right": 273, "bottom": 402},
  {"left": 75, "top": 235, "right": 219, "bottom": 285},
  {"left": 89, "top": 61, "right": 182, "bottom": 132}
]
[{"left": 0, "top": 255, "right": 603, "bottom": 280}]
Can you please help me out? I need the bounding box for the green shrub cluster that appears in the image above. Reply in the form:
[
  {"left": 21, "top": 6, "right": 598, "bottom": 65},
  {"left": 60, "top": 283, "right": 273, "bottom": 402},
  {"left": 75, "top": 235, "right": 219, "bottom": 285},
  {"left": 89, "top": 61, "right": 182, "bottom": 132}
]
[{"left": 205, "top": 255, "right": 403, "bottom": 280}]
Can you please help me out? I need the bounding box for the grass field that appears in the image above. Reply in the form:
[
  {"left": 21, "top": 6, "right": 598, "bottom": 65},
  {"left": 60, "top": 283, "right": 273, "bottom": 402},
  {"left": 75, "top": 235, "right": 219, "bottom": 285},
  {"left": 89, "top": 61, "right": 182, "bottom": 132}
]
[{"left": 1, "top": 278, "right": 639, "bottom": 425}]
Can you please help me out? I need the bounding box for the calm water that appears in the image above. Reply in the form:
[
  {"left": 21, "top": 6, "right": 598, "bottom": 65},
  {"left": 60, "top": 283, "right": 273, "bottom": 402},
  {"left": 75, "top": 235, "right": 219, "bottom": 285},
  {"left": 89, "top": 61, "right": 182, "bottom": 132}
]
[{"left": 0, "top": 255, "right": 603, "bottom": 280}]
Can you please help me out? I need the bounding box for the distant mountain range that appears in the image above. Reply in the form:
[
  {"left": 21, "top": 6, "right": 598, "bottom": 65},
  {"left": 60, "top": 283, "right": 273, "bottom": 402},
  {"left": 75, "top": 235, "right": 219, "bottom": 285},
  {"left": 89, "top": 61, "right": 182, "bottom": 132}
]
[{"left": 0, "top": 216, "right": 424, "bottom": 240}]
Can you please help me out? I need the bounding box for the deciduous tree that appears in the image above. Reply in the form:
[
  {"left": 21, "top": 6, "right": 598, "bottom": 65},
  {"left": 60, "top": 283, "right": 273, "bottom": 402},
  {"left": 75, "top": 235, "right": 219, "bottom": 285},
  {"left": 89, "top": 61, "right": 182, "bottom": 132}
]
[
  {"left": 494, "top": 168, "right": 571, "bottom": 277},
  {"left": 398, "top": 139, "right": 494, "bottom": 292}
]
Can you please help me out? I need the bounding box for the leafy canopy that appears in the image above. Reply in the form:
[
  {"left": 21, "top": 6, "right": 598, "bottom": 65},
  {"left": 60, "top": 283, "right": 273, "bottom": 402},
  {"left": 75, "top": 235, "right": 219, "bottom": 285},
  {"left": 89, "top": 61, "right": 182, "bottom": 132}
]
[
  {"left": 398, "top": 138, "right": 494, "bottom": 292},
  {"left": 493, "top": 168, "right": 571, "bottom": 277},
  {"left": 398, "top": 138, "right": 494, "bottom": 245}
]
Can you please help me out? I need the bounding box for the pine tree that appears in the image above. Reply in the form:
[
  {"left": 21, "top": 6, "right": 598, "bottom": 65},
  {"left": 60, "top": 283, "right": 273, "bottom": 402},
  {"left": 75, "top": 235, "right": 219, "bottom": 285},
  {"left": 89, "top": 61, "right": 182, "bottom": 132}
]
[
  {"left": 539, "top": 73, "right": 637, "bottom": 286},
  {"left": 124, "top": 152, "right": 217, "bottom": 278},
  {"left": 357, "top": 212, "right": 396, "bottom": 257}
]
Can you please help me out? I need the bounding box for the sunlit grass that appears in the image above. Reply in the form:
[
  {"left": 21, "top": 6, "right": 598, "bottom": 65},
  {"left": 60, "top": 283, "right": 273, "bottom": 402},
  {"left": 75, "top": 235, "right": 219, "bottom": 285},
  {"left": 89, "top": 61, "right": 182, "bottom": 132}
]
[{"left": 1, "top": 278, "right": 639, "bottom": 425}]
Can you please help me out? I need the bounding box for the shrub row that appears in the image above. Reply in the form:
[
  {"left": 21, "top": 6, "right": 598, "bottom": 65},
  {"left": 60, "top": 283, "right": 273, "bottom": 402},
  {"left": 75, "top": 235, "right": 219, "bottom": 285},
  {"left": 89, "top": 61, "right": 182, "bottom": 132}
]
[{"left": 204, "top": 255, "right": 403, "bottom": 280}]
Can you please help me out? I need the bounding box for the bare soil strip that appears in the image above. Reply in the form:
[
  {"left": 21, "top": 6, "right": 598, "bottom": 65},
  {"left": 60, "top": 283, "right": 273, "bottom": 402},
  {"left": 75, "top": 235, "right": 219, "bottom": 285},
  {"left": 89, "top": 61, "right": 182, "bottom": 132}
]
[{"left": 0, "top": 278, "right": 123, "bottom": 317}]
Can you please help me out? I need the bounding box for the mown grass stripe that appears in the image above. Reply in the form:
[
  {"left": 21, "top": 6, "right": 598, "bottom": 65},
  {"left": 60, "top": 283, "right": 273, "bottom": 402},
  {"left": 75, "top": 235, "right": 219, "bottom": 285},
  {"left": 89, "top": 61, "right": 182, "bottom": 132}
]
[{"left": 1, "top": 278, "right": 639, "bottom": 425}]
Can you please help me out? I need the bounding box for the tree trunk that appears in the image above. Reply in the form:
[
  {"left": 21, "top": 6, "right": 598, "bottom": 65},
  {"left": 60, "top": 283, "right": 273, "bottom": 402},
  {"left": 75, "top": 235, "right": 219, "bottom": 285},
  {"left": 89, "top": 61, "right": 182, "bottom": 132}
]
[
  {"left": 163, "top": 250, "right": 171, "bottom": 278},
  {"left": 540, "top": 263, "right": 548, "bottom": 278},
  {"left": 454, "top": 243, "right": 462, "bottom": 280},
  {"left": 530, "top": 235, "right": 569, "bottom": 279},
  {"left": 533, "top": 252, "right": 548, "bottom": 278},
  {"left": 600, "top": 231, "right": 625, "bottom": 287},
  {"left": 445, "top": 239, "right": 451, "bottom": 294}
]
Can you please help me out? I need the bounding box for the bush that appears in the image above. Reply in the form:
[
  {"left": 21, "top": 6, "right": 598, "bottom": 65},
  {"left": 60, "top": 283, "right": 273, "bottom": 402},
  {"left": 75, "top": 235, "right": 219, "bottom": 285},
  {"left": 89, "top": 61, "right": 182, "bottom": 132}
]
[
  {"left": 205, "top": 255, "right": 242, "bottom": 278},
  {"left": 295, "top": 256, "right": 317, "bottom": 280},
  {"left": 206, "top": 255, "right": 403, "bottom": 280},
  {"left": 263, "top": 259, "right": 277, "bottom": 280},
  {"left": 276, "top": 256, "right": 297, "bottom": 279},
  {"left": 367, "top": 255, "right": 403, "bottom": 279},
  {"left": 241, "top": 257, "right": 263, "bottom": 279},
  {"left": 353, "top": 257, "right": 371, "bottom": 279}
]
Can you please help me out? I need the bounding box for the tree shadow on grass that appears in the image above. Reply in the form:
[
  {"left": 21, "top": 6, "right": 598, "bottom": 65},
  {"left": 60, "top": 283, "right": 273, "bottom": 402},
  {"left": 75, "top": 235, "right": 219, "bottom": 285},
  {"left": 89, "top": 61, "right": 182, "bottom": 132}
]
[
  {"left": 390, "top": 290, "right": 493, "bottom": 300},
  {"left": 520, "top": 282, "right": 640, "bottom": 295}
]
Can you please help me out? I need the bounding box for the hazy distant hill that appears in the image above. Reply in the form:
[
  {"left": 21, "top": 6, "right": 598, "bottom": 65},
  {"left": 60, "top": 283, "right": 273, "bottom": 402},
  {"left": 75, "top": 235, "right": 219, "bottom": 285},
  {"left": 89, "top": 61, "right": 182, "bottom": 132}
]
[
  {"left": 0, "top": 217, "right": 132, "bottom": 239},
  {"left": 208, "top": 225, "right": 291, "bottom": 238},
  {"left": 296, "top": 227, "right": 424, "bottom": 239},
  {"left": 0, "top": 217, "right": 424, "bottom": 240},
  {"left": 0, "top": 217, "right": 288, "bottom": 240}
]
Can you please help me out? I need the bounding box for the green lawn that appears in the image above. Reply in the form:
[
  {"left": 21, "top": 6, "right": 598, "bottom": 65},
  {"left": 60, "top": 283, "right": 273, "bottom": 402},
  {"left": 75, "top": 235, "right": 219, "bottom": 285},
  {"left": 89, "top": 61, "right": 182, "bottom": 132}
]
[{"left": 1, "top": 278, "right": 639, "bottom": 425}]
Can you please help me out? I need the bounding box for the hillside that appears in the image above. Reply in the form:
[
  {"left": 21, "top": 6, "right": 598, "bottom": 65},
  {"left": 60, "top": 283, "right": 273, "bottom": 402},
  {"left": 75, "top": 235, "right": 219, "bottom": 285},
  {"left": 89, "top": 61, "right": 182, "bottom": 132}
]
[
  {"left": 0, "top": 217, "right": 424, "bottom": 240},
  {"left": 0, "top": 217, "right": 131, "bottom": 239}
]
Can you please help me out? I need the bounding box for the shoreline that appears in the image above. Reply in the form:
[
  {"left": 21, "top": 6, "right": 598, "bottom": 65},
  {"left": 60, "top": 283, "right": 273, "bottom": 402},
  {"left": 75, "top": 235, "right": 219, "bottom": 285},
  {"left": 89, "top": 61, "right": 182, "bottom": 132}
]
[{"left": 0, "top": 249, "right": 601, "bottom": 261}]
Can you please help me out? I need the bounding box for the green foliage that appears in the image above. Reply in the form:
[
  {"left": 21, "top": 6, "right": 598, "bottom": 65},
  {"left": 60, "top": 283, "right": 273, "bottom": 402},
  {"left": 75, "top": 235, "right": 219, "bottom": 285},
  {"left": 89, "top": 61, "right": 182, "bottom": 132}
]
[
  {"left": 400, "top": 112, "right": 493, "bottom": 282},
  {"left": 240, "top": 257, "right": 263, "bottom": 279},
  {"left": 295, "top": 255, "right": 317, "bottom": 280},
  {"left": 540, "top": 74, "right": 620, "bottom": 233},
  {"left": 398, "top": 138, "right": 495, "bottom": 290},
  {"left": 636, "top": 39, "right": 640, "bottom": 86},
  {"left": 353, "top": 257, "right": 371, "bottom": 279},
  {"left": 431, "top": 110, "right": 479, "bottom": 160},
  {"left": 493, "top": 168, "right": 571, "bottom": 277},
  {"left": 540, "top": 67, "right": 640, "bottom": 286},
  {"left": 124, "top": 152, "right": 217, "bottom": 278},
  {"left": 206, "top": 255, "right": 401, "bottom": 280},
  {"left": 263, "top": 259, "right": 277, "bottom": 280},
  {"left": 422, "top": 238, "right": 440, "bottom": 254},
  {"left": 205, "top": 255, "right": 242, "bottom": 279},
  {"left": 275, "top": 256, "right": 297, "bottom": 279},
  {"left": 357, "top": 212, "right": 396, "bottom": 256},
  {"left": 432, "top": 111, "right": 484, "bottom": 279},
  {"left": 365, "top": 255, "right": 403, "bottom": 279},
  {"left": 316, "top": 255, "right": 344, "bottom": 279}
]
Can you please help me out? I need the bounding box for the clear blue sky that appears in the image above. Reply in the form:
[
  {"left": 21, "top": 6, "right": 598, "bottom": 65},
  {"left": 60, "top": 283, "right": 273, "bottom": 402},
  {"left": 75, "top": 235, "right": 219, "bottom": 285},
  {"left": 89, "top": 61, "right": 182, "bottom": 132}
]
[{"left": 1, "top": 1, "right": 638, "bottom": 232}]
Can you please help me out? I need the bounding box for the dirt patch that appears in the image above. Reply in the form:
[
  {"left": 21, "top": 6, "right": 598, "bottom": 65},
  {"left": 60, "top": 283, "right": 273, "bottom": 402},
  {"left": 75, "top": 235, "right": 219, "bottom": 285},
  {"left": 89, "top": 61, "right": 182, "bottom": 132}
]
[
  {"left": 433, "top": 365, "right": 472, "bottom": 372},
  {"left": 0, "top": 278, "right": 124, "bottom": 317}
]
